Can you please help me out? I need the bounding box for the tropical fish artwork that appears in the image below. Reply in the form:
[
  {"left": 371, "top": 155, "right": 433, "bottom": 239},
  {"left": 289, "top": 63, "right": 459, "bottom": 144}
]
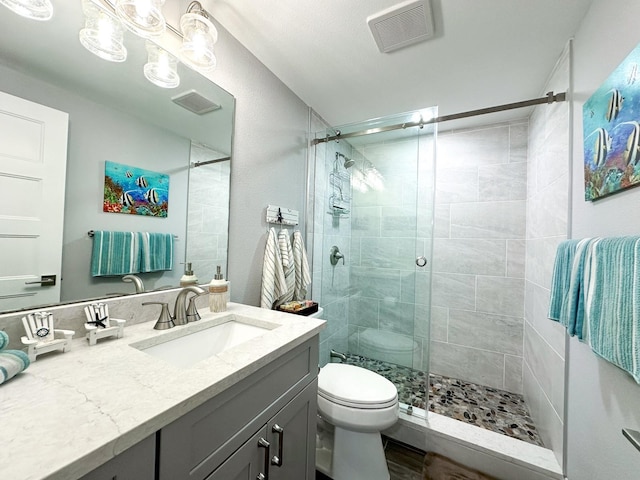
[
  {"left": 583, "top": 41, "right": 640, "bottom": 200},
  {"left": 103, "top": 161, "right": 169, "bottom": 216}
]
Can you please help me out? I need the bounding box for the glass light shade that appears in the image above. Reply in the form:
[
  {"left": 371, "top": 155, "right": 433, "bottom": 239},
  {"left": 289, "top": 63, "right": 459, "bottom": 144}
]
[
  {"left": 144, "top": 41, "right": 180, "bottom": 89},
  {"left": 0, "top": 0, "right": 53, "bottom": 21},
  {"left": 115, "top": 0, "right": 165, "bottom": 38},
  {"left": 179, "top": 12, "right": 218, "bottom": 71},
  {"left": 79, "top": 1, "right": 127, "bottom": 63}
]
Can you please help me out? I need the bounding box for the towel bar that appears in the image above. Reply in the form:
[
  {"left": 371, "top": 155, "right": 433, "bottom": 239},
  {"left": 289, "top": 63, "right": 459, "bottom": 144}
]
[
  {"left": 623, "top": 428, "right": 640, "bottom": 453},
  {"left": 87, "top": 230, "right": 178, "bottom": 239}
]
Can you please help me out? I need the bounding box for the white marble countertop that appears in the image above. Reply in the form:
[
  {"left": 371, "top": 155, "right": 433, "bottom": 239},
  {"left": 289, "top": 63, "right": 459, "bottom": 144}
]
[{"left": 0, "top": 303, "right": 325, "bottom": 480}]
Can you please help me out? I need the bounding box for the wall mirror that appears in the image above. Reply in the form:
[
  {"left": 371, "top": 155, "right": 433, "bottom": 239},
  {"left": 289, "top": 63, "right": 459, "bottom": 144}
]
[{"left": 0, "top": 1, "right": 234, "bottom": 314}]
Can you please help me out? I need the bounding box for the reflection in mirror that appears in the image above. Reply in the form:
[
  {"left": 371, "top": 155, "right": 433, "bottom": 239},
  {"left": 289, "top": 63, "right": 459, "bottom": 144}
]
[
  {"left": 0, "top": 1, "right": 234, "bottom": 314},
  {"left": 186, "top": 143, "right": 231, "bottom": 285}
]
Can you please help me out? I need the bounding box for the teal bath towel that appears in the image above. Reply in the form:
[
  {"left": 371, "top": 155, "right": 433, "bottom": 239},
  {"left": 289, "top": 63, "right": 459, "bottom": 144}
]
[
  {"left": 91, "top": 231, "right": 141, "bottom": 276},
  {"left": 583, "top": 236, "right": 640, "bottom": 383},
  {"left": 139, "top": 232, "right": 174, "bottom": 273},
  {"left": 0, "top": 330, "right": 8, "bottom": 351},
  {"left": 91, "top": 231, "right": 174, "bottom": 276},
  {"left": 549, "top": 238, "right": 594, "bottom": 338}
]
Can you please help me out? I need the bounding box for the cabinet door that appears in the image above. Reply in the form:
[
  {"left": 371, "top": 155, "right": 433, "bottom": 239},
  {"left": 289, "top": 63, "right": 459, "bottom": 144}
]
[
  {"left": 80, "top": 434, "right": 155, "bottom": 480},
  {"left": 205, "top": 427, "right": 269, "bottom": 480},
  {"left": 268, "top": 379, "right": 318, "bottom": 480}
]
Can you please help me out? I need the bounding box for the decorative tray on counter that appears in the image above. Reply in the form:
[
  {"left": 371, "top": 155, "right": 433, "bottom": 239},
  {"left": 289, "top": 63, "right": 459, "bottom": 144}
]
[{"left": 277, "top": 301, "right": 319, "bottom": 316}]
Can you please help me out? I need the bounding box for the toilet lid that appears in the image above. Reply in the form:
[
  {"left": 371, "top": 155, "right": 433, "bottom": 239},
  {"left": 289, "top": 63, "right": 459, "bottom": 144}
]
[{"left": 318, "top": 363, "right": 398, "bottom": 409}]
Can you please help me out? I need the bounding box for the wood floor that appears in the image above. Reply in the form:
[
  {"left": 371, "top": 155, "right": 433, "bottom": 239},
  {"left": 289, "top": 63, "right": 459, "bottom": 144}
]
[{"left": 316, "top": 437, "right": 425, "bottom": 480}]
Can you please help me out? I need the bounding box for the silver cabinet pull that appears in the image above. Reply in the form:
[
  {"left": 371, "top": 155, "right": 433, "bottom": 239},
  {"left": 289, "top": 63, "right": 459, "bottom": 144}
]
[
  {"left": 25, "top": 275, "right": 56, "bottom": 286},
  {"left": 271, "top": 424, "right": 284, "bottom": 467},
  {"left": 415, "top": 256, "right": 427, "bottom": 267},
  {"left": 257, "top": 437, "right": 270, "bottom": 480}
]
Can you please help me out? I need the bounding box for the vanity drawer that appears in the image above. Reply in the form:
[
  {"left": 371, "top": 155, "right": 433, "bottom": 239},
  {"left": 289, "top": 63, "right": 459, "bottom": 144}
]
[{"left": 158, "top": 337, "right": 318, "bottom": 480}]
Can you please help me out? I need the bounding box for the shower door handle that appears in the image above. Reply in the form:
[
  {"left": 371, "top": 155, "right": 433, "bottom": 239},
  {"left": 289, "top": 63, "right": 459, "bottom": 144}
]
[{"left": 416, "top": 256, "right": 427, "bottom": 267}]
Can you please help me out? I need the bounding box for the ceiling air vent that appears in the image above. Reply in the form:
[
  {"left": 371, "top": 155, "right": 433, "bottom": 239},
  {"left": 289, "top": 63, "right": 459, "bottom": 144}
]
[
  {"left": 367, "top": 0, "right": 434, "bottom": 53},
  {"left": 171, "top": 89, "right": 221, "bottom": 115}
]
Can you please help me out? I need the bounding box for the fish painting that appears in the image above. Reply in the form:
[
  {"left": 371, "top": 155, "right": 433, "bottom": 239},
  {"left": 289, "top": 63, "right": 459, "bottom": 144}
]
[
  {"left": 585, "top": 127, "right": 612, "bottom": 168},
  {"left": 144, "top": 188, "right": 159, "bottom": 204},
  {"left": 104, "top": 161, "right": 169, "bottom": 216},
  {"left": 605, "top": 89, "right": 624, "bottom": 121}
]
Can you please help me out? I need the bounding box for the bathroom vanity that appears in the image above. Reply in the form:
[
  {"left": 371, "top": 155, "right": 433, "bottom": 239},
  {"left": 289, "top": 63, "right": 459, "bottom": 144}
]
[{"left": 0, "top": 303, "right": 323, "bottom": 480}]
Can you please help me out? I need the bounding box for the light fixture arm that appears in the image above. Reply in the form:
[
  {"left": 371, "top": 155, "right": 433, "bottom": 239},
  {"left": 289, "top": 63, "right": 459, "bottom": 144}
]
[{"left": 186, "top": 1, "right": 210, "bottom": 20}]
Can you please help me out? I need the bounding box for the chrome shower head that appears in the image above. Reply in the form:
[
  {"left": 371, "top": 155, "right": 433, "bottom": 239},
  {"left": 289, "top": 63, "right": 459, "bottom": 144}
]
[{"left": 336, "top": 152, "right": 355, "bottom": 169}]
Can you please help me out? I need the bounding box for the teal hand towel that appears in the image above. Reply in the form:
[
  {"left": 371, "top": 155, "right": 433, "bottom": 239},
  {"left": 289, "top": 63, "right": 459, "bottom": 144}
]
[
  {"left": 139, "top": 232, "right": 173, "bottom": 273},
  {"left": 549, "top": 239, "right": 581, "bottom": 325},
  {"left": 0, "top": 349, "right": 30, "bottom": 385},
  {"left": 549, "top": 238, "right": 595, "bottom": 339},
  {"left": 583, "top": 236, "right": 640, "bottom": 383},
  {"left": 0, "top": 331, "right": 8, "bottom": 351},
  {"left": 91, "top": 231, "right": 141, "bottom": 276}
]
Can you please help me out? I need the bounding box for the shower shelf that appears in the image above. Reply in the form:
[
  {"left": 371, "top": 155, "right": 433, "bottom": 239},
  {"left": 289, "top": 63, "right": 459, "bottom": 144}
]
[{"left": 328, "top": 169, "right": 351, "bottom": 217}]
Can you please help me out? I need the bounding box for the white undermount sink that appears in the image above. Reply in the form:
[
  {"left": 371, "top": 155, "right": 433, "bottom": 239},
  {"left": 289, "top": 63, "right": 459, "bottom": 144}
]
[{"left": 133, "top": 316, "right": 274, "bottom": 368}]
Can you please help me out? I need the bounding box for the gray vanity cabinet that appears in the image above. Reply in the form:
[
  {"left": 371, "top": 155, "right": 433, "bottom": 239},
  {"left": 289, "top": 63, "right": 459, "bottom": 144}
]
[
  {"left": 158, "top": 337, "right": 319, "bottom": 480},
  {"left": 205, "top": 381, "right": 317, "bottom": 480},
  {"left": 79, "top": 434, "right": 155, "bottom": 480}
]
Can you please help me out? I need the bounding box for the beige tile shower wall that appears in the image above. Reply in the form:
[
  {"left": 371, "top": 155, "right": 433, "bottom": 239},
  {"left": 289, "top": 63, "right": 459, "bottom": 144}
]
[
  {"left": 523, "top": 46, "right": 570, "bottom": 467},
  {"left": 430, "top": 121, "right": 528, "bottom": 393}
]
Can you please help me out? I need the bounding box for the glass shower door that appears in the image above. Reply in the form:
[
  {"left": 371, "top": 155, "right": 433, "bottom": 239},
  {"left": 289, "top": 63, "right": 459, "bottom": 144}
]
[{"left": 313, "top": 108, "right": 437, "bottom": 414}]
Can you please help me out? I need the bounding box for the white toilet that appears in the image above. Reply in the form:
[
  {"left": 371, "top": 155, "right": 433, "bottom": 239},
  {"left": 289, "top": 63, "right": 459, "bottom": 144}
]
[{"left": 316, "top": 362, "right": 399, "bottom": 480}]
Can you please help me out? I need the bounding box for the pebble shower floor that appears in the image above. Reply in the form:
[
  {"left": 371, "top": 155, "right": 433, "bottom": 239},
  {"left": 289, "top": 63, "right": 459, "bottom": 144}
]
[{"left": 344, "top": 354, "right": 544, "bottom": 447}]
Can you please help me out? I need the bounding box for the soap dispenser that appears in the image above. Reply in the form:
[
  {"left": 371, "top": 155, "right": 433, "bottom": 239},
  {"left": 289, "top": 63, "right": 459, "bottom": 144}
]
[
  {"left": 209, "top": 266, "right": 228, "bottom": 312},
  {"left": 180, "top": 262, "right": 198, "bottom": 286}
]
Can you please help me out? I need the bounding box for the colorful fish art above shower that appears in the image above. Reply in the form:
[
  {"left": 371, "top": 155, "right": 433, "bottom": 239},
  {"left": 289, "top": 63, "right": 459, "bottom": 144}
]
[
  {"left": 583, "top": 42, "right": 640, "bottom": 201},
  {"left": 103, "top": 161, "right": 169, "bottom": 217}
]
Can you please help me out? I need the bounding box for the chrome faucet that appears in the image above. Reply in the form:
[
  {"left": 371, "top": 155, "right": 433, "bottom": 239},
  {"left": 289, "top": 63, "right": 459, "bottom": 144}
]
[
  {"left": 122, "top": 274, "right": 145, "bottom": 293},
  {"left": 174, "top": 285, "right": 207, "bottom": 326}
]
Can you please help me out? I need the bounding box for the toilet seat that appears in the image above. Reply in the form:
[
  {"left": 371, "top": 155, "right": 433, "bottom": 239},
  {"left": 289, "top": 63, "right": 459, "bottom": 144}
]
[{"left": 318, "top": 363, "right": 397, "bottom": 409}]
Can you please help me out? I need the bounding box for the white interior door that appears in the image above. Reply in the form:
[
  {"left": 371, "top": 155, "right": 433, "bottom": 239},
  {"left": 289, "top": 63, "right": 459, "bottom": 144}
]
[{"left": 0, "top": 90, "right": 69, "bottom": 311}]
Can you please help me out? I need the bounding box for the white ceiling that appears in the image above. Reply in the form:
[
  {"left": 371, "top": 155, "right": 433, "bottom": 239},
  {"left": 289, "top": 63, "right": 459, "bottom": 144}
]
[{"left": 206, "top": 0, "right": 594, "bottom": 129}]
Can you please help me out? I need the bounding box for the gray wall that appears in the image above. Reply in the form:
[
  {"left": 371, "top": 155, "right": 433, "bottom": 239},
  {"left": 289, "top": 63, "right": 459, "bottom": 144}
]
[
  {"left": 0, "top": 63, "right": 189, "bottom": 300},
  {"left": 523, "top": 46, "right": 570, "bottom": 467},
  {"left": 566, "top": 0, "right": 640, "bottom": 477},
  {"left": 430, "top": 122, "right": 528, "bottom": 392},
  {"left": 201, "top": 20, "right": 310, "bottom": 305}
]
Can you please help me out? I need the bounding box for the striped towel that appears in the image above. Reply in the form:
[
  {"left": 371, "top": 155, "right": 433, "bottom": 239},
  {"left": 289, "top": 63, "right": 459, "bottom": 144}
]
[
  {"left": 0, "top": 331, "right": 8, "bottom": 351},
  {"left": 277, "top": 229, "right": 295, "bottom": 306},
  {"left": 549, "top": 238, "right": 595, "bottom": 338},
  {"left": 292, "top": 230, "right": 311, "bottom": 301},
  {"left": 260, "top": 228, "right": 288, "bottom": 309},
  {"left": 90, "top": 231, "right": 140, "bottom": 276},
  {"left": 549, "top": 239, "right": 581, "bottom": 325},
  {"left": 0, "top": 349, "right": 29, "bottom": 386},
  {"left": 139, "top": 232, "right": 174, "bottom": 273},
  {"left": 583, "top": 236, "right": 640, "bottom": 382}
]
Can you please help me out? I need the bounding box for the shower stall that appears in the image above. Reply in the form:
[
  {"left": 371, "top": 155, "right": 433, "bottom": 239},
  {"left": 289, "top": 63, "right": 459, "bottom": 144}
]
[
  {"left": 309, "top": 107, "right": 438, "bottom": 415},
  {"left": 308, "top": 105, "right": 562, "bottom": 451}
]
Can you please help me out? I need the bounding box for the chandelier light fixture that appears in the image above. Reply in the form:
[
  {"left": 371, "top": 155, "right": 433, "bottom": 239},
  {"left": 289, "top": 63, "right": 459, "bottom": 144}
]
[{"left": 0, "top": 0, "right": 53, "bottom": 21}]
